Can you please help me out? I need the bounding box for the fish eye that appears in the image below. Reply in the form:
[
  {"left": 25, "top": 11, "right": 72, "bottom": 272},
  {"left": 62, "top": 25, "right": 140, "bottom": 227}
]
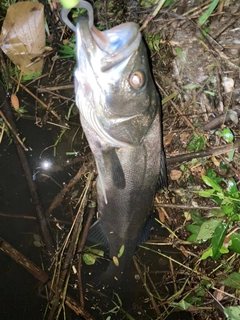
[{"left": 129, "top": 71, "right": 145, "bottom": 89}]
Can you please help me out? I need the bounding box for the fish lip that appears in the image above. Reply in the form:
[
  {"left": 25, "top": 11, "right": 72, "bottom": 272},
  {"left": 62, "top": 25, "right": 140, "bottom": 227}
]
[{"left": 77, "top": 17, "right": 142, "bottom": 71}]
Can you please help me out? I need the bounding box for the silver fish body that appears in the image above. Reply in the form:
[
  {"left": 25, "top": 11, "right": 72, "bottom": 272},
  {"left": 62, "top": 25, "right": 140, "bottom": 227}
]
[{"left": 63, "top": 2, "right": 167, "bottom": 282}]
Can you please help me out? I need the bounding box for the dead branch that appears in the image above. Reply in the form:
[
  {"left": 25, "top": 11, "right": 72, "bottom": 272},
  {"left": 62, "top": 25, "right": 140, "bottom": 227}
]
[
  {"left": 203, "top": 107, "right": 240, "bottom": 131},
  {"left": 0, "top": 236, "right": 49, "bottom": 283},
  {"left": 0, "top": 82, "right": 55, "bottom": 255},
  {"left": 45, "top": 160, "right": 94, "bottom": 217},
  {"left": 0, "top": 236, "right": 94, "bottom": 319},
  {"left": 166, "top": 140, "right": 240, "bottom": 164},
  {"left": 47, "top": 172, "right": 94, "bottom": 320}
]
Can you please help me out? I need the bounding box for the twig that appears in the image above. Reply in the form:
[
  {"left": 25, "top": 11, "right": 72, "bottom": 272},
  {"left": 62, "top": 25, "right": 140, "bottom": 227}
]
[
  {"left": 203, "top": 107, "right": 240, "bottom": 131},
  {"left": 139, "top": 0, "right": 168, "bottom": 31},
  {"left": 133, "top": 256, "right": 161, "bottom": 317},
  {"left": 166, "top": 140, "right": 240, "bottom": 164},
  {"left": 45, "top": 160, "right": 94, "bottom": 217},
  {"left": 0, "top": 211, "right": 72, "bottom": 225},
  {"left": 156, "top": 81, "right": 195, "bottom": 130},
  {"left": 10, "top": 76, "right": 61, "bottom": 121},
  {"left": 154, "top": 203, "right": 220, "bottom": 210},
  {"left": 37, "top": 84, "right": 74, "bottom": 92},
  {"left": 77, "top": 189, "right": 97, "bottom": 307},
  {"left": 0, "top": 110, "right": 28, "bottom": 151},
  {"left": 0, "top": 82, "right": 54, "bottom": 255},
  {"left": 0, "top": 237, "right": 94, "bottom": 319},
  {"left": 0, "top": 237, "right": 49, "bottom": 283},
  {"left": 47, "top": 172, "right": 94, "bottom": 320}
]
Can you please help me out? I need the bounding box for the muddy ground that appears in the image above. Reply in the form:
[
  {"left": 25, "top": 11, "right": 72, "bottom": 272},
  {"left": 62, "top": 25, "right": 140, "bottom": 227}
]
[{"left": 0, "top": 0, "right": 240, "bottom": 319}]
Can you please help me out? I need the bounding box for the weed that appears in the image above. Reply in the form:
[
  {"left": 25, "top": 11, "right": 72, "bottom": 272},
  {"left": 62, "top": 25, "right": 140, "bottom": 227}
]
[
  {"left": 187, "top": 168, "right": 240, "bottom": 260},
  {"left": 189, "top": 133, "right": 207, "bottom": 151}
]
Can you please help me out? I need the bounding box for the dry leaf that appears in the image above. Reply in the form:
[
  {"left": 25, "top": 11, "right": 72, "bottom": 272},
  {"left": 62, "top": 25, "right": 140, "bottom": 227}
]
[
  {"left": 0, "top": 2, "right": 45, "bottom": 75},
  {"left": 214, "top": 285, "right": 225, "bottom": 301},
  {"left": 164, "top": 133, "right": 175, "bottom": 147},
  {"left": 211, "top": 156, "right": 220, "bottom": 167},
  {"left": 11, "top": 93, "right": 19, "bottom": 110},
  {"left": 170, "top": 169, "right": 182, "bottom": 180},
  {"left": 157, "top": 207, "right": 165, "bottom": 223},
  {"left": 113, "top": 256, "right": 119, "bottom": 267},
  {"left": 179, "top": 245, "right": 189, "bottom": 258}
]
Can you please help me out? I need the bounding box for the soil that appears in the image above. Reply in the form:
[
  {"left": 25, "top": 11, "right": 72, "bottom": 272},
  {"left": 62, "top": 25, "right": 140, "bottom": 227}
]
[{"left": 0, "top": 1, "right": 239, "bottom": 320}]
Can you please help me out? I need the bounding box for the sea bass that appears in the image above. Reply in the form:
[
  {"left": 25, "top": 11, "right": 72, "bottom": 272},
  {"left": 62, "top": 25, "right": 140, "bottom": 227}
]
[{"left": 62, "top": 1, "right": 167, "bottom": 283}]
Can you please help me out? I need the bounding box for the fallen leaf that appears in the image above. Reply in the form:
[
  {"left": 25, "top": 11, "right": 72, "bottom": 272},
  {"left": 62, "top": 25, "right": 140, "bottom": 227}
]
[
  {"left": 113, "top": 256, "right": 119, "bottom": 267},
  {"left": 170, "top": 169, "right": 182, "bottom": 180},
  {"left": 179, "top": 245, "right": 188, "bottom": 258},
  {"left": 11, "top": 93, "right": 19, "bottom": 110},
  {"left": 211, "top": 156, "right": 220, "bottom": 167},
  {"left": 0, "top": 2, "right": 45, "bottom": 75},
  {"left": 214, "top": 285, "right": 225, "bottom": 301},
  {"left": 157, "top": 207, "right": 165, "bottom": 223}
]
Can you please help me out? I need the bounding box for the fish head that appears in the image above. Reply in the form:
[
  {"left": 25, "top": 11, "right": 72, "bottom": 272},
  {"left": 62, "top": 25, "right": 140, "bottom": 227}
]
[{"left": 75, "top": 17, "right": 159, "bottom": 145}]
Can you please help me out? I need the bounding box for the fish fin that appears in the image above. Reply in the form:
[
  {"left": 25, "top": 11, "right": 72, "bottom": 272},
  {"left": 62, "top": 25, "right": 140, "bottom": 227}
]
[
  {"left": 158, "top": 149, "right": 168, "bottom": 190},
  {"left": 137, "top": 213, "right": 155, "bottom": 244},
  {"left": 102, "top": 148, "right": 125, "bottom": 189},
  {"left": 87, "top": 220, "right": 109, "bottom": 248},
  {"left": 96, "top": 161, "right": 108, "bottom": 204}
]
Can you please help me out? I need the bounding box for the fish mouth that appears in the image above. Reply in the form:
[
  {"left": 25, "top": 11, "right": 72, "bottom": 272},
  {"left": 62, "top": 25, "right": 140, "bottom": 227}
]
[
  {"left": 90, "top": 23, "right": 141, "bottom": 71},
  {"left": 75, "top": 3, "right": 141, "bottom": 71}
]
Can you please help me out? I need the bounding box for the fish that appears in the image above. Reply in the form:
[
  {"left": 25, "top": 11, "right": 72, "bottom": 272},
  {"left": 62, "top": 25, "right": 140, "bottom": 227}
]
[{"left": 62, "top": 1, "right": 167, "bottom": 284}]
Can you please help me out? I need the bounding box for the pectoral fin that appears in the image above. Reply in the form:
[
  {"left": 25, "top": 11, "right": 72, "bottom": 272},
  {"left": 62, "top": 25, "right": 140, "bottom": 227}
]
[
  {"left": 87, "top": 220, "right": 109, "bottom": 248},
  {"left": 102, "top": 148, "right": 125, "bottom": 189},
  {"left": 158, "top": 149, "right": 168, "bottom": 189},
  {"left": 137, "top": 213, "right": 155, "bottom": 244}
]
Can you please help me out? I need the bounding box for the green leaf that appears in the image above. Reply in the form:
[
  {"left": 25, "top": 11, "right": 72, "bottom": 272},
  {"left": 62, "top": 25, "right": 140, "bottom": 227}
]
[
  {"left": 219, "top": 128, "right": 234, "bottom": 143},
  {"left": 82, "top": 247, "right": 104, "bottom": 265},
  {"left": 202, "top": 175, "right": 222, "bottom": 192},
  {"left": 118, "top": 245, "right": 125, "bottom": 258},
  {"left": 194, "top": 286, "right": 205, "bottom": 297},
  {"left": 140, "top": 0, "right": 158, "bottom": 8},
  {"left": 198, "top": 0, "right": 220, "bottom": 26},
  {"left": 170, "top": 300, "right": 192, "bottom": 311},
  {"left": 206, "top": 168, "right": 222, "bottom": 183},
  {"left": 196, "top": 219, "right": 221, "bottom": 242},
  {"left": 186, "top": 224, "right": 200, "bottom": 243},
  {"left": 184, "top": 294, "right": 202, "bottom": 305},
  {"left": 163, "top": 0, "right": 176, "bottom": 7},
  {"left": 224, "top": 306, "right": 240, "bottom": 320},
  {"left": 222, "top": 272, "right": 240, "bottom": 289},
  {"left": 229, "top": 233, "right": 240, "bottom": 253},
  {"left": 33, "top": 240, "right": 42, "bottom": 247},
  {"left": 204, "top": 90, "right": 215, "bottom": 96},
  {"left": 225, "top": 178, "right": 239, "bottom": 199},
  {"left": 190, "top": 210, "right": 206, "bottom": 225},
  {"left": 219, "top": 246, "right": 229, "bottom": 254},
  {"left": 231, "top": 214, "right": 240, "bottom": 222},
  {"left": 221, "top": 205, "right": 233, "bottom": 215},
  {"left": 211, "top": 222, "right": 228, "bottom": 259},
  {"left": 82, "top": 253, "right": 97, "bottom": 265},
  {"left": 187, "top": 233, "right": 198, "bottom": 243},
  {"left": 186, "top": 224, "right": 200, "bottom": 233},
  {"left": 175, "top": 47, "right": 184, "bottom": 60},
  {"left": 201, "top": 247, "right": 213, "bottom": 260},
  {"left": 22, "top": 72, "right": 41, "bottom": 81},
  {"left": 189, "top": 133, "right": 206, "bottom": 152},
  {"left": 182, "top": 84, "right": 201, "bottom": 90},
  {"left": 198, "top": 189, "right": 216, "bottom": 198},
  {"left": 226, "top": 149, "right": 235, "bottom": 162}
]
